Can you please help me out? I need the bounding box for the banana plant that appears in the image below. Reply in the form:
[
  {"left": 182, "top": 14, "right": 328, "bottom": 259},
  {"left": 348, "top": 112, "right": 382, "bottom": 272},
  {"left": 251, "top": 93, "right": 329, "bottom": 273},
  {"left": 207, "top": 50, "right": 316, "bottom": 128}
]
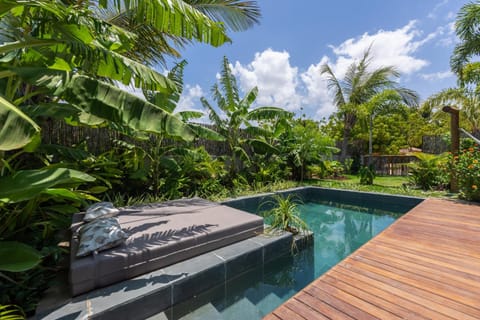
[
  {"left": 201, "top": 56, "right": 291, "bottom": 177},
  {"left": 0, "top": 0, "right": 253, "bottom": 150}
]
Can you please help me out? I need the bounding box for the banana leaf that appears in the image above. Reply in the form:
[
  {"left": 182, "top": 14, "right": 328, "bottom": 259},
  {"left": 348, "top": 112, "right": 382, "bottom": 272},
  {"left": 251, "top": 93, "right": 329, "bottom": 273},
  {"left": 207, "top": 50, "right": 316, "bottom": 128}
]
[
  {"left": 0, "top": 96, "right": 40, "bottom": 151},
  {"left": 0, "top": 168, "right": 95, "bottom": 203},
  {"left": 0, "top": 241, "right": 42, "bottom": 272}
]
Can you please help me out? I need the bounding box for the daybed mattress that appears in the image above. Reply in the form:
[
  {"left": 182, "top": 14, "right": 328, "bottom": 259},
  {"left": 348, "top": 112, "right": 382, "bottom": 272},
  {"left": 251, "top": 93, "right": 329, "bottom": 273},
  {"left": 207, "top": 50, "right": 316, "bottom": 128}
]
[{"left": 69, "top": 198, "right": 263, "bottom": 296}]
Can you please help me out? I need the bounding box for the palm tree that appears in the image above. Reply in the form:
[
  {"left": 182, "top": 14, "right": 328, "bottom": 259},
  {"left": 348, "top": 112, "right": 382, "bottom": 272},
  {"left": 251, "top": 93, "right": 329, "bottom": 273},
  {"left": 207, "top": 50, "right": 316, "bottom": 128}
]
[
  {"left": 451, "top": 1, "right": 480, "bottom": 78},
  {"left": 321, "top": 50, "right": 418, "bottom": 162},
  {"left": 96, "top": 0, "right": 261, "bottom": 66},
  {"left": 358, "top": 89, "right": 408, "bottom": 157},
  {"left": 423, "top": 87, "right": 480, "bottom": 136},
  {"left": 201, "top": 56, "right": 290, "bottom": 177}
]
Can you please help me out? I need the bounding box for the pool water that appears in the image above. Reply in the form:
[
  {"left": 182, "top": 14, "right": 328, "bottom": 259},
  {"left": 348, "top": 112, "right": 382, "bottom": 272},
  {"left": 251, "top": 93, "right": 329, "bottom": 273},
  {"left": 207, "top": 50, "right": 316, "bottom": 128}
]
[{"left": 157, "top": 200, "right": 402, "bottom": 320}]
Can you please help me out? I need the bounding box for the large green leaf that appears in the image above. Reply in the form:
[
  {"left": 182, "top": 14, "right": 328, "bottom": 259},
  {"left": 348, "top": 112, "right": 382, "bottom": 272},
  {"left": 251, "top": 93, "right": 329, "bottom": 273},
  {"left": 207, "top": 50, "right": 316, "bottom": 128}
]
[
  {"left": 187, "top": 0, "right": 261, "bottom": 32},
  {"left": 188, "top": 123, "right": 225, "bottom": 141},
  {"left": 246, "top": 106, "right": 291, "bottom": 121},
  {"left": 109, "top": 0, "right": 230, "bottom": 47},
  {"left": 0, "top": 241, "right": 42, "bottom": 272},
  {"left": 0, "top": 96, "right": 40, "bottom": 151},
  {"left": 248, "top": 139, "right": 280, "bottom": 155},
  {"left": 59, "top": 75, "right": 195, "bottom": 140},
  {"left": 0, "top": 168, "right": 95, "bottom": 203}
]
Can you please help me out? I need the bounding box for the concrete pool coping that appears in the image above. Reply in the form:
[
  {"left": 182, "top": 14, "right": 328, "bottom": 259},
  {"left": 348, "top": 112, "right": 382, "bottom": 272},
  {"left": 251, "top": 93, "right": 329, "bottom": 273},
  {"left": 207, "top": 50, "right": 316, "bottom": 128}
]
[{"left": 37, "top": 227, "right": 312, "bottom": 320}]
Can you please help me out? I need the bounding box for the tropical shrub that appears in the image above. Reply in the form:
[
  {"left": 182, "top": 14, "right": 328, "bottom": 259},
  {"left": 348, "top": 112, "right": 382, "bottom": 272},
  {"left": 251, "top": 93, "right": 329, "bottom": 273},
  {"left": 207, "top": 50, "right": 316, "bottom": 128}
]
[
  {"left": 309, "top": 160, "right": 344, "bottom": 179},
  {"left": 359, "top": 166, "right": 375, "bottom": 185},
  {"left": 408, "top": 153, "right": 449, "bottom": 190},
  {"left": 454, "top": 144, "right": 480, "bottom": 201},
  {"left": 281, "top": 119, "right": 338, "bottom": 181},
  {"left": 343, "top": 158, "right": 354, "bottom": 174},
  {"left": 0, "top": 167, "right": 97, "bottom": 313},
  {"left": 260, "top": 194, "right": 308, "bottom": 235}
]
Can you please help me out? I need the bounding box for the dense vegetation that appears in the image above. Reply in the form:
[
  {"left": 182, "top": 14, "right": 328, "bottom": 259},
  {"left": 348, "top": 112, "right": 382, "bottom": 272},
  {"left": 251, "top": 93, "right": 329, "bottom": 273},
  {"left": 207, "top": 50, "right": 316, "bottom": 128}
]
[{"left": 1, "top": 0, "right": 480, "bottom": 317}]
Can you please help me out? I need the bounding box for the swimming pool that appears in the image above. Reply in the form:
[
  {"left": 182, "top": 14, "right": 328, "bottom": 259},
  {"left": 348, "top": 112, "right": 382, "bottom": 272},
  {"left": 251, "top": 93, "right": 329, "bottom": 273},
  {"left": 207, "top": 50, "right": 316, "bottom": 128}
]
[{"left": 157, "top": 188, "right": 421, "bottom": 319}]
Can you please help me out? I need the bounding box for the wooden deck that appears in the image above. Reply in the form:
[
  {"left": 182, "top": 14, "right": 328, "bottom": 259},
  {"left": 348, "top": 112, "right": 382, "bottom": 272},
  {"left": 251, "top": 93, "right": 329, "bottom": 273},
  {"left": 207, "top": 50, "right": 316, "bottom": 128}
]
[{"left": 264, "top": 198, "right": 480, "bottom": 320}]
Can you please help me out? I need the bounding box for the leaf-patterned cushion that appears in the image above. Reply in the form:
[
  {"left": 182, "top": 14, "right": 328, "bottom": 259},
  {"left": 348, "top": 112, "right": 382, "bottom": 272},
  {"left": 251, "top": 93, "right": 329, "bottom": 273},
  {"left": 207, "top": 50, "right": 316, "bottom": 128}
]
[
  {"left": 76, "top": 217, "right": 128, "bottom": 257},
  {"left": 84, "top": 202, "right": 119, "bottom": 222}
]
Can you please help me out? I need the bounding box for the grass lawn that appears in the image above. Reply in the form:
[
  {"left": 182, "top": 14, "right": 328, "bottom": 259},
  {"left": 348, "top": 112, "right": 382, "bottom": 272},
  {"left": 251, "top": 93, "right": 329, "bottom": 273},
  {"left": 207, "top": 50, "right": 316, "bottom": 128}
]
[{"left": 305, "top": 175, "right": 453, "bottom": 199}]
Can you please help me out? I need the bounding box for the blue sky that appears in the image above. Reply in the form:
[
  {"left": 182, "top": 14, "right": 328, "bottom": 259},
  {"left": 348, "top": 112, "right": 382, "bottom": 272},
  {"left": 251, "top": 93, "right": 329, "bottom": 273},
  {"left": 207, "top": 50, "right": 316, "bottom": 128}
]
[{"left": 169, "top": 0, "right": 463, "bottom": 121}]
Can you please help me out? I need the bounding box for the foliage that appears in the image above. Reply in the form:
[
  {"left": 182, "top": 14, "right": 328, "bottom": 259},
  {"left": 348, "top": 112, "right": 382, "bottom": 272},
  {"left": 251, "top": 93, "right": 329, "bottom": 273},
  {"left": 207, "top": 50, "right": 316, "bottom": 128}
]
[
  {"left": 343, "top": 158, "right": 354, "bottom": 174},
  {"left": 422, "top": 87, "right": 480, "bottom": 137},
  {"left": 281, "top": 119, "right": 338, "bottom": 181},
  {"left": 357, "top": 90, "right": 409, "bottom": 156},
  {"left": 453, "top": 143, "right": 480, "bottom": 201},
  {"left": 0, "top": 0, "right": 262, "bottom": 314},
  {"left": 408, "top": 153, "right": 449, "bottom": 190},
  {"left": 260, "top": 194, "right": 309, "bottom": 235},
  {"left": 0, "top": 305, "right": 25, "bottom": 320},
  {"left": 359, "top": 166, "right": 375, "bottom": 185},
  {"left": 451, "top": 1, "right": 480, "bottom": 78},
  {"left": 201, "top": 56, "right": 290, "bottom": 178},
  {"left": 0, "top": 242, "right": 42, "bottom": 273},
  {"left": 321, "top": 49, "right": 418, "bottom": 161},
  {"left": 310, "top": 160, "right": 344, "bottom": 179}
]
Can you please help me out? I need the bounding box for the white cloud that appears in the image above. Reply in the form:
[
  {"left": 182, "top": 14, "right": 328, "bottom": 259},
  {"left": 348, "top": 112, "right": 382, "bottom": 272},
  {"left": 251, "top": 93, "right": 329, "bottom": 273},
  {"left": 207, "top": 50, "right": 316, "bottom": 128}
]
[
  {"left": 420, "top": 70, "right": 454, "bottom": 81},
  {"left": 231, "top": 48, "right": 302, "bottom": 111},
  {"left": 177, "top": 84, "right": 204, "bottom": 112},
  {"left": 436, "top": 22, "right": 457, "bottom": 47},
  {"left": 300, "top": 57, "right": 336, "bottom": 119},
  {"left": 427, "top": 0, "right": 450, "bottom": 19},
  {"left": 446, "top": 11, "right": 456, "bottom": 20},
  {"left": 223, "top": 21, "right": 445, "bottom": 121},
  {"left": 328, "top": 20, "right": 429, "bottom": 76}
]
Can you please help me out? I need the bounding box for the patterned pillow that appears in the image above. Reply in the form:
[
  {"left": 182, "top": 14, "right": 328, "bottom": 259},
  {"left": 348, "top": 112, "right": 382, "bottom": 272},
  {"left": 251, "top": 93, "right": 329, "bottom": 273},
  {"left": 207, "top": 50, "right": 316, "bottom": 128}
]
[
  {"left": 76, "top": 217, "right": 129, "bottom": 257},
  {"left": 84, "top": 202, "right": 119, "bottom": 222}
]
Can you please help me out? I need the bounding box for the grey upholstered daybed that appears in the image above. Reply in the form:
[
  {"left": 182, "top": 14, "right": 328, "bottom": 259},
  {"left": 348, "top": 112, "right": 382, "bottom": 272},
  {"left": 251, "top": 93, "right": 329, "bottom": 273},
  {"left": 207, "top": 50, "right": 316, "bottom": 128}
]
[{"left": 69, "top": 198, "right": 264, "bottom": 296}]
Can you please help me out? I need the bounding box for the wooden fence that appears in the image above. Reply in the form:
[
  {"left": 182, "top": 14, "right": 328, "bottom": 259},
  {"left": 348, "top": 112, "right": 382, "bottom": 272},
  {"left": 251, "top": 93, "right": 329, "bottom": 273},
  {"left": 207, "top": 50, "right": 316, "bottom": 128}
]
[
  {"left": 362, "top": 155, "right": 417, "bottom": 176},
  {"left": 41, "top": 120, "right": 230, "bottom": 156}
]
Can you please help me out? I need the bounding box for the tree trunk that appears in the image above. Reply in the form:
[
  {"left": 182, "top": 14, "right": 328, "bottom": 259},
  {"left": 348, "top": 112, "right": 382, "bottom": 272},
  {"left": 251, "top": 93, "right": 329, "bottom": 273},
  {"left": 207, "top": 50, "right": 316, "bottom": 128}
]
[
  {"left": 368, "top": 115, "right": 373, "bottom": 165},
  {"left": 340, "top": 126, "right": 350, "bottom": 163},
  {"left": 340, "top": 113, "right": 355, "bottom": 163}
]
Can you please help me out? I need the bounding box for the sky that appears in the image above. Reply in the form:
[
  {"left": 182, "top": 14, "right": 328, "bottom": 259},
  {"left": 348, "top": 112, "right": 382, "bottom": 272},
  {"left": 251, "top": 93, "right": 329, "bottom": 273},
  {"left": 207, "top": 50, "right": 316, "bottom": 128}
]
[{"left": 165, "top": 0, "right": 464, "bottom": 121}]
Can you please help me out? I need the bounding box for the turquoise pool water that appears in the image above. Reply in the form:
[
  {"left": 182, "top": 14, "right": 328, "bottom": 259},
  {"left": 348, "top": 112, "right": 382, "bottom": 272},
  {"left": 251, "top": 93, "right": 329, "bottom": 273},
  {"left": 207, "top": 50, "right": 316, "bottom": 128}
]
[{"left": 160, "top": 198, "right": 403, "bottom": 319}]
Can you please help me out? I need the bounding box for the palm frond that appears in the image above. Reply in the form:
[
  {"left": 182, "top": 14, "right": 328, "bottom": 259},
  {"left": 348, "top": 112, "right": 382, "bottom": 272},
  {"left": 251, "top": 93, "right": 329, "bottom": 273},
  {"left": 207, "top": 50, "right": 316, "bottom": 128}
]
[
  {"left": 320, "top": 63, "right": 346, "bottom": 107},
  {"left": 186, "top": 0, "right": 260, "bottom": 31},
  {"left": 106, "top": 0, "right": 231, "bottom": 47},
  {"left": 451, "top": 2, "right": 480, "bottom": 75}
]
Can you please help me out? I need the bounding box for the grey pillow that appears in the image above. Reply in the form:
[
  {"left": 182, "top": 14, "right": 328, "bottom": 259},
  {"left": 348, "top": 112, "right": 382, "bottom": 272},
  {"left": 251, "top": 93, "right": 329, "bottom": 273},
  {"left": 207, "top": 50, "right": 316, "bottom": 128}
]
[
  {"left": 84, "top": 202, "right": 119, "bottom": 222},
  {"left": 76, "top": 217, "right": 129, "bottom": 257}
]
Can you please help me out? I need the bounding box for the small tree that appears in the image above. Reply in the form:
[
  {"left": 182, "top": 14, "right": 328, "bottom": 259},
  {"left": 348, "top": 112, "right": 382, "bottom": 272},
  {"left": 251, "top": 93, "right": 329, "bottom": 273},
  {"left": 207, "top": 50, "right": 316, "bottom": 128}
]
[{"left": 201, "top": 56, "right": 290, "bottom": 178}]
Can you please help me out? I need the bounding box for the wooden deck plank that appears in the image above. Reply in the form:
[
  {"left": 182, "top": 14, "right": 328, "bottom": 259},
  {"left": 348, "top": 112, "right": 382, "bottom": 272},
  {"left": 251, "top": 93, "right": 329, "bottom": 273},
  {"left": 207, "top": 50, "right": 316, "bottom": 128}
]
[
  {"left": 294, "top": 292, "right": 356, "bottom": 320},
  {"left": 264, "top": 198, "right": 480, "bottom": 320},
  {"left": 282, "top": 299, "right": 329, "bottom": 320}
]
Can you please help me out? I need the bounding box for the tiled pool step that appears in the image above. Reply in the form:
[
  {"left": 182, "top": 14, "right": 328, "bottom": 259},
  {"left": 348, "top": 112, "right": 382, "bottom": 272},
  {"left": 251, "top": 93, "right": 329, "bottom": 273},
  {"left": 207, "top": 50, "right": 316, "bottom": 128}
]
[{"left": 37, "top": 229, "right": 312, "bottom": 320}]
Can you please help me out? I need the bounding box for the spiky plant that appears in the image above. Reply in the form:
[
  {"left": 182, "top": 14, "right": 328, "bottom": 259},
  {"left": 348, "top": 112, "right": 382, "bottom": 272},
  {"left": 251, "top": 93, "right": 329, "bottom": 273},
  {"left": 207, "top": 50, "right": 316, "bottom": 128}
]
[{"left": 261, "top": 194, "right": 309, "bottom": 235}]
